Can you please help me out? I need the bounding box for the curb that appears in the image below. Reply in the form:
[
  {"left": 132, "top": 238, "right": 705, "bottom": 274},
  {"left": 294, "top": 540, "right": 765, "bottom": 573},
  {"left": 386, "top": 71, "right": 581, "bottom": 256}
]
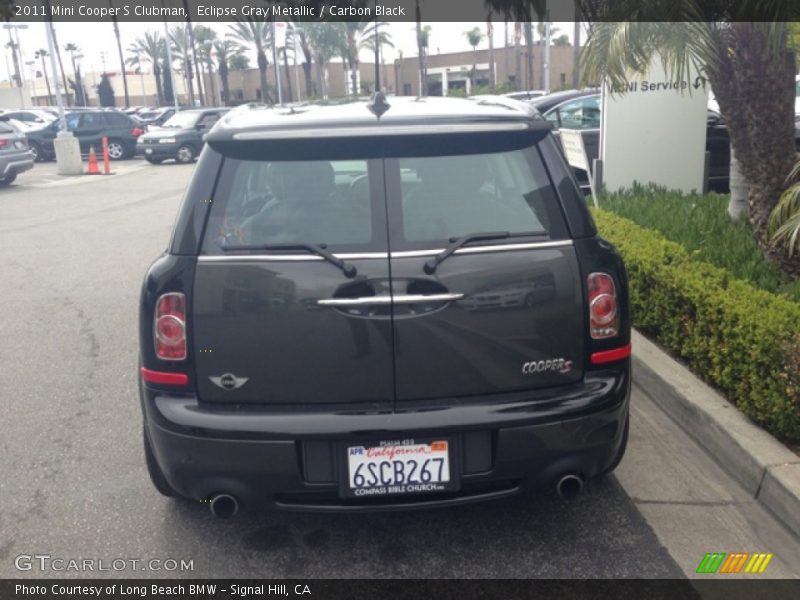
[{"left": 631, "top": 330, "right": 800, "bottom": 538}]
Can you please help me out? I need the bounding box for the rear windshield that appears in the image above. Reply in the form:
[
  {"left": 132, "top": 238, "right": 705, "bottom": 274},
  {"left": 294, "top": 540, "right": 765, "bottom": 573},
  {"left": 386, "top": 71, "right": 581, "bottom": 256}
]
[
  {"left": 393, "top": 147, "right": 567, "bottom": 245},
  {"left": 201, "top": 141, "right": 568, "bottom": 253},
  {"left": 203, "top": 159, "right": 377, "bottom": 252}
]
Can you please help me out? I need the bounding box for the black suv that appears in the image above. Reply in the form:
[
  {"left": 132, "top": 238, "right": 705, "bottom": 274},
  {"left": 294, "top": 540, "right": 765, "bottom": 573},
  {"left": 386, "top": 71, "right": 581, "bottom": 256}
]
[
  {"left": 25, "top": 110, "right": 143, "bottom": 161},
  {"left": 139, "top": 97, "right": 631, "bottom": 516},
  {"left": 137, "top": 108, "right": 228, "bottom": 164}
]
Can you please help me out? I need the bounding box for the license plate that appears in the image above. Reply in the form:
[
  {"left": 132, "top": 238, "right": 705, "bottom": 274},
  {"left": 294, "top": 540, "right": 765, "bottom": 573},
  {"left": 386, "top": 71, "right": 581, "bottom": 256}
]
[
  {"left": 145, "top": 148, "right": 153, "bottom": 154},
  {"left": 343, "top": 440, "right": 455, "bottom": 498}
]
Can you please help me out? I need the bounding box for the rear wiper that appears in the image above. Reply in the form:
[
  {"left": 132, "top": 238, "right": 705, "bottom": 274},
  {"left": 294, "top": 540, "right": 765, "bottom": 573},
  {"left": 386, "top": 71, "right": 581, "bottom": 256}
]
[
  {"left": 423, "top": 230, "right": 546, "bottom": 274},
  {"left": 221, "top": 242, "right": 357, "bottom": 278}
]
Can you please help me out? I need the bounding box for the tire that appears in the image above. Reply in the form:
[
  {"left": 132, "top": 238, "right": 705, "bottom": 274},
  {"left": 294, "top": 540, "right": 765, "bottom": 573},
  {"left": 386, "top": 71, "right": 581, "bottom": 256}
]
[
  {"left": 599, "top": 414, "right": 629, "bottom": 477},
  {"left": 0, "top": 172, "right": 17, "bottom": 186},
  {"left": 29, "top": 141, "right": 44, "bottom": 162},
  {"left": 143, "top": 427, "right": 177, "bottom": 497},
  {"left": 145, "top": 157, "right": 163, "bottom": 165},
  {"left": 175, "top": 144, "right": 196, "bottom": 164},
  {"left": 106, "top": 139, "right": 126, "bottom": 161}
]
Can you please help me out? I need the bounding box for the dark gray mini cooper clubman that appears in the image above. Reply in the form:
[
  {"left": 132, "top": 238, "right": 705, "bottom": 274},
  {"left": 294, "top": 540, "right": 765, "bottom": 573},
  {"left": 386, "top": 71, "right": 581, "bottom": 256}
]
[{"left": 139, "top": 95, "right": 631, "bottom": 516}]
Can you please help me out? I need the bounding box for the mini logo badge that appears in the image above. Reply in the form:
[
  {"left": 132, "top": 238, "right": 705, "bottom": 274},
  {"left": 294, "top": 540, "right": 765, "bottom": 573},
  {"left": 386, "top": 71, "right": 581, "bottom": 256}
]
[{"left": 210, "top": 373, "right": 248, "bottom": 390}]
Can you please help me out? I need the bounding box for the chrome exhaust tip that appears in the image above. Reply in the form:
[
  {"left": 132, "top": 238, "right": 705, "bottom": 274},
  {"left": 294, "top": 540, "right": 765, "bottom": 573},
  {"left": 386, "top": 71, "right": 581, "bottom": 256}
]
[
  {"left": 556, "top": 474, "right": 584, "bottom": 500},
  {"left": 209, "top": 493, "right": 239, "bottom": 518}
]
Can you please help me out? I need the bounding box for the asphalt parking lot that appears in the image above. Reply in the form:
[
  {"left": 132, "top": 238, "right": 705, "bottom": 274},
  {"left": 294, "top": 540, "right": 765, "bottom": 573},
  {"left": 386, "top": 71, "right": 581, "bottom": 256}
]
[{"left": 1, "top": 161, "right": 799, "bottom": 579}]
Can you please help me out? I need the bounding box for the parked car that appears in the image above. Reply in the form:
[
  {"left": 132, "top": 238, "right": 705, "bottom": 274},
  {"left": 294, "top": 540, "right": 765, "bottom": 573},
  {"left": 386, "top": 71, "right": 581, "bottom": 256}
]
[
  {"left": 135, "top": 107, "right": 180, "bottom": 128},
  {"left": 531, "top": 91, "right": 800, "bottom": 191},
  {"left": 0, "top": 120, "right": 34, "bottom": 186},
  {"left": 136, "top": 108, "right": 228, "bottom": 164},
  {"left": 0, "top": 109, "right": 56, "bottom": 127},
  {"left": 138, "top": 96, "right": 631, "bottom": 516},
  {"left": 504, "top": 90, "right": 546, "bottom": 101},
  {"left": 24, "top": 110, "right": 143, "bottom": 161}
]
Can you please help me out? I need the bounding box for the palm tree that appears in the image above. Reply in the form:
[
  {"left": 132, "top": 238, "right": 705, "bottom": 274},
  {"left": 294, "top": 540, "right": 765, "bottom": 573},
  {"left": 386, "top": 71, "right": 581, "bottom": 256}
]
[
  {"left": 581, "top": 17, "right": 798, "bottom": 277},
  {"left": 65, "top": 43, "right": 85, "bottom": 106},
  {"left": 170, "top": 25, "right": 195, "bottom": 106},
  {"left": 48, "top": 24, "right": 71, "bottom": 106},
  {"left": 181, "top": 0, "right": 205, "bottom": 106},
  {"left": 127, "top": 31, "right": 165, "bottom": 105},
  {"left": 360, "top": 22, "right": 394, "bottom": 93},
  {"left": 228, "top": 19, "right": 273, "bottom": 104},
  {"left": 287, "top": 24, "right": 314, "bottom": 98},
  {"left": 769, "top": 159, "right": 800, "bottom": 258},
  {"left": 194, "top": 25, "right": 218, "bottom": 105},
  {"left": 513, "top": 22, "right": 521, "bottom": 90},
  {"left": 109, "top": 0, "right": 130, "bottom": 107},
  {"left": 34, "top": 49, "right": 53, "bottom": 104},
  {"left": 537, "top": 23, "right": 560, "bottom": 89},
  {"left": 464, "top": 27, "right": 484, "bottom": 90},
  {"left": 212, "top": 40, "right": 242, "bottom": 106},
  {"left": 305, "top": 22, "right": 344, "bottom": 99}
]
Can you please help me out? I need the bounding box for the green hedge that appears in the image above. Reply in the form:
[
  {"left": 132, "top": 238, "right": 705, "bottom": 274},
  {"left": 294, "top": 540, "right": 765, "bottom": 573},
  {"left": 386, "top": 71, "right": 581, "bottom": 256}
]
[{"left": 593, "top": 209, "right": 800, "bottom": 441}]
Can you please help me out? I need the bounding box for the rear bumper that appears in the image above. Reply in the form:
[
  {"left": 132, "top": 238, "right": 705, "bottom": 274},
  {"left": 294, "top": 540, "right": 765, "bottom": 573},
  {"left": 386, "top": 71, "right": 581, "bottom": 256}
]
[
  {"left": 141, "top": 363, "right": 631, "bottom": 511},
  {"left": 1, "top": 152, "right": 35, "bottom": 177},
  {"left": 136, "top": 143, "right": 179, "bottom": 159}
]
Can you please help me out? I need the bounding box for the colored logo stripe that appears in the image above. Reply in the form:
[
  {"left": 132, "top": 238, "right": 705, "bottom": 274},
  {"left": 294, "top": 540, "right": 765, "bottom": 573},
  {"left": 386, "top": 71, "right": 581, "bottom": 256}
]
[
  {"left": 696, "top": 553, "right": 726, "bottom": 574},
  {"left": 697, "top": 553, "right": 773, "bottom": 574},
  {"left": 744, "top": 553, "right": 773, "bottom": 574}
]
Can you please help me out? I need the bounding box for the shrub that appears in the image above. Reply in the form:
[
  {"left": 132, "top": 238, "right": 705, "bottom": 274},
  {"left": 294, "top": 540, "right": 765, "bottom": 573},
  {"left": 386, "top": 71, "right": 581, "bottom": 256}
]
[
  {"left": 599, "top": 187, "right": 800, "bottom": 301},
  {"left": 593, "top": 209, "right": 800, "bottom": 441}
]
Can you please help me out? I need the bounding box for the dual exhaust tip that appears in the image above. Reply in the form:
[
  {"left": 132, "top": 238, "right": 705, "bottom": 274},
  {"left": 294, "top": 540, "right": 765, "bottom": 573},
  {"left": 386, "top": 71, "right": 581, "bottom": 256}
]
[
  {"left": 209, "top": 493, "right": 239, "bottom": 518},
  {"left": 556, "top": 473, "right": 584, "bottom": 500},
  {"left": 208, "top": 475, "right": 583, "bottom": 517}
]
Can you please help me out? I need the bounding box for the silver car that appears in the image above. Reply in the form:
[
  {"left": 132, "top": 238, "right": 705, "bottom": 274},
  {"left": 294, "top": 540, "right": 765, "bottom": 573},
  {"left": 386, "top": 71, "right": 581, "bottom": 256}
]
[{"left": 0, "top": 121, "right": 35, "bottom": 186}]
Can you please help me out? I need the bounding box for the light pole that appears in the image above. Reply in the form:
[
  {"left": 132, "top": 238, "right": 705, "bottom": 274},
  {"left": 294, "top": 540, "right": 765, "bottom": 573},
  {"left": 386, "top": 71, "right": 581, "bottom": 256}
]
[
  {"left": 272, "top": 21, "right": 283, "bottom": 106},
  {"left": 44, "top": 19, "right": 82, "bottom": 174},
  {"left": 74, "top": 53, "right": 85, "bottom": 106}
]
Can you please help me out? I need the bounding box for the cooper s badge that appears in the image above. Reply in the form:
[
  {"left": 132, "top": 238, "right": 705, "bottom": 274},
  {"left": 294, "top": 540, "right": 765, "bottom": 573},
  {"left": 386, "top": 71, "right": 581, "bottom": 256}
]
[{"left": 522, "top": 358, "right": 573, "bottom": 375}]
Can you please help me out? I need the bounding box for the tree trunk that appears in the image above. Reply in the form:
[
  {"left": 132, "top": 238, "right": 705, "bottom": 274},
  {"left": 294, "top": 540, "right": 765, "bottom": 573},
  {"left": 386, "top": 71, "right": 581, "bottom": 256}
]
[
  {"left": 257, "top": 49, "right": 272, "bottom": 104},
  {"left": 41, "top": 56, "right": 52, "bottom": 103},
  {"left": 282, "top": 50, "right": 293, "bottom": 103},
  {"left": 727, "top": 145, "right": 749, "bottom": 221},
  {"left": 487, "top": 15, "right": 495, "bottom": 92},
  {"left": 153, "top": 65, "right": 163, "bottom": 106},
  {"left": 514, "top": 23, "right": 521, "bottom": 91},
  {"left": 707, "top": 23, "right": 799, "bottom": 277},
  {"left": 524, "top": 21, "right": 533, "bottom": 90},
  {"left": 302, "top": 62, "right": 312, "bottom": 97},
  {"left": 572, "top": 19, "right": 580, "bottom": 88},
  {"left": 185, "top": 59, "right": 195, "bottom": 106},
  {"left": 219, "top": 64, "right": 230, "bottom": 105}
]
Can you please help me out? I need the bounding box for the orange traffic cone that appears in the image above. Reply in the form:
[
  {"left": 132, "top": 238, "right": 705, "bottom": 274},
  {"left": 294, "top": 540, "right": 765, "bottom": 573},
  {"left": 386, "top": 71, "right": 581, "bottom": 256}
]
[{"left": 87, "top": 146, "right": 100, "bottom": 175}]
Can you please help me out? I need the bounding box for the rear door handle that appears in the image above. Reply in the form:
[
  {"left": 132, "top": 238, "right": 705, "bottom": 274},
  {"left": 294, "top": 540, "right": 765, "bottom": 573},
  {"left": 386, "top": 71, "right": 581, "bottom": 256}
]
[{"left": 317, "top": 293, "right": 463, "bottom": 307}]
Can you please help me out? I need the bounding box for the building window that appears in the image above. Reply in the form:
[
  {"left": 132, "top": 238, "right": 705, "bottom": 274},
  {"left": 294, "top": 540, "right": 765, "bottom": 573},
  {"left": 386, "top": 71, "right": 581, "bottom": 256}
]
[
  {"left": 560, "top": 73, "right": 566, "bottom": 85},
  {"left": 403, "top": 83, "right": 412, "bottom": 96}
]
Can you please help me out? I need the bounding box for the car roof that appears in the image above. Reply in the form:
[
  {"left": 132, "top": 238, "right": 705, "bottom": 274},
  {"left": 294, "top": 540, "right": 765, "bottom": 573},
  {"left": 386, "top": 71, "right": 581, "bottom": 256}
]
[
  {"left": 527, "top": 89, "right": 599, "bottom": 113},
  {"left": 207, "top": 96, "right": 546, "bottom": 142}
]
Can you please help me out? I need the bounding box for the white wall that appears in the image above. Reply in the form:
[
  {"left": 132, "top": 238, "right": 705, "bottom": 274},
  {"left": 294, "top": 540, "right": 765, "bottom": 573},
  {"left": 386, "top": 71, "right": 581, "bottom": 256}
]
[
  {"left": 601, "top": 57, "right": 708, "bottom": 193},
  {"left": 0, "top": 85, "right": 32, "bottom": 109}
]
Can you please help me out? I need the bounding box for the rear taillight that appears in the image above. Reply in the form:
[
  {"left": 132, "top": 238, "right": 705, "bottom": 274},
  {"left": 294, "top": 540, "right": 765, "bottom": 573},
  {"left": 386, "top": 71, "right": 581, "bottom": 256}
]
[
  {"left": 588, "top": 272, "right": 618, "bottom": 339},
  {"left": 132, "top": 127, "right": 143, "bottom": 137},
  {"left": 154, "top": 292, "right": 187, "bottom": 360},
  {"left": 0, "top": 139, "right": 8, "bottom": 149}
]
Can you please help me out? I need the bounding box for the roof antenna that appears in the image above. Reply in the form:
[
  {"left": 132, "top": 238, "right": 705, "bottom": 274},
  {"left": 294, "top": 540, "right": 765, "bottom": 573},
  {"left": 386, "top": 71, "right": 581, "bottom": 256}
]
[{"left": 367, "top": 5, "right": 390, "bottom": 118}]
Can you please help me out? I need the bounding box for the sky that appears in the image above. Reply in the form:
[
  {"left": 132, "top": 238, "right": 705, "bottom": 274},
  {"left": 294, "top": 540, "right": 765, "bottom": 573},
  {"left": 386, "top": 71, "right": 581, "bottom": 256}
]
[{"left": 2, "top": 21, "right": 584, "bottom": 83}]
